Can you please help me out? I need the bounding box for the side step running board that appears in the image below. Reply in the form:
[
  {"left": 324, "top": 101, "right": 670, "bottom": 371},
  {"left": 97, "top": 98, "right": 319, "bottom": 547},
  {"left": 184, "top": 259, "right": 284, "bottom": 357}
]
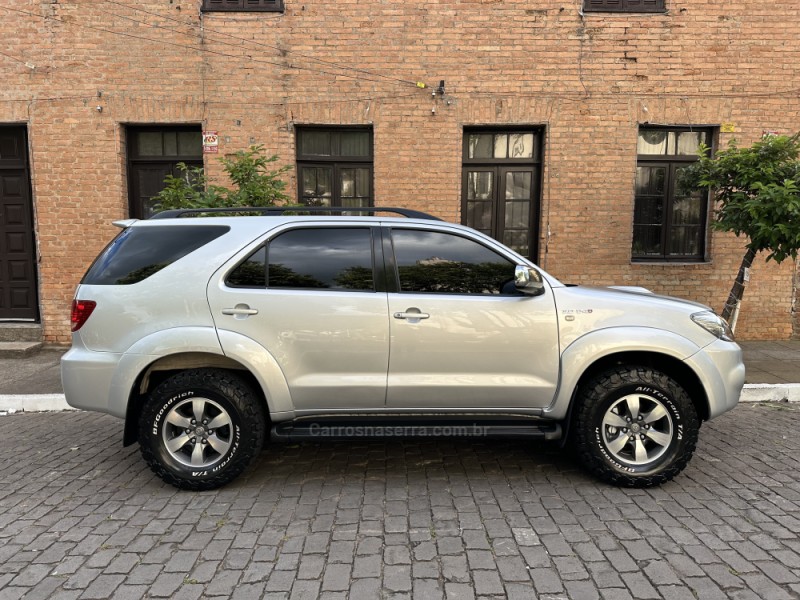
[{"left": 271, "top": 420, "right": 562, "bottom": 442}]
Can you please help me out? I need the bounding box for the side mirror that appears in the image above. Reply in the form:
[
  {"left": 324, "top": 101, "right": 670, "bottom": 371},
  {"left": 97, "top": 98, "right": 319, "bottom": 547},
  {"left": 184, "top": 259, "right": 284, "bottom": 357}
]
[{"left": 514, "top": 265, "right": 545, "bottom": 296}]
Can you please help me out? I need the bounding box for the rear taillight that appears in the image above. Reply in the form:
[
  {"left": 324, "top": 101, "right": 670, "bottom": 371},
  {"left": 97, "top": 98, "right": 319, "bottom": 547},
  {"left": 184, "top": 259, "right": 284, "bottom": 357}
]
[{"left": 71, "top": 300, "right": 97, "bottom": 332}]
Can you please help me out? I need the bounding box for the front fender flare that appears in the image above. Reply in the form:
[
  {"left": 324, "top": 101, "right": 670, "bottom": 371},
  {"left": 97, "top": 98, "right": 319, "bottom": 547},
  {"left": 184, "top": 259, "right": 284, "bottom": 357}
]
[{"left": 545, "top": 327, "right": 703, "bottom": 420}]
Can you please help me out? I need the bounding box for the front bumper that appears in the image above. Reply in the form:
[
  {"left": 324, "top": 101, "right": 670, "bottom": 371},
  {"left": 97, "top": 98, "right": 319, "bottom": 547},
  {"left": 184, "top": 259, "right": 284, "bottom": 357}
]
[{"left": 685, "top": 338, "right": 745, "bottom": 419}]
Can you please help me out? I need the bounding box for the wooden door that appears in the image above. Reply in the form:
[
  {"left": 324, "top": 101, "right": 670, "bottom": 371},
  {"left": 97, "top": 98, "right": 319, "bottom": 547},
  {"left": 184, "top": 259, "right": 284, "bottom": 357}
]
[{"left": 0, "top": 126, "right": 37, "bottom": 321}]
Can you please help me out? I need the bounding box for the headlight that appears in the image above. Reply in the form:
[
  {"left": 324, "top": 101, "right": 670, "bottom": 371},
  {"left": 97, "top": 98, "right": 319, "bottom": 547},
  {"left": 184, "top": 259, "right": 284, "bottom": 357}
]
[{"left": 691, "top": 311, "right": 735, "bottom": 342}]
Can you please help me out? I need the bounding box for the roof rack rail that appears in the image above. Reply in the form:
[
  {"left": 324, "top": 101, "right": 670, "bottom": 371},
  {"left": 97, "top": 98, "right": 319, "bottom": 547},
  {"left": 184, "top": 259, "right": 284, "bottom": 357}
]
[{"left": 149, "top": 206, "right": 442, "bottom": 221}]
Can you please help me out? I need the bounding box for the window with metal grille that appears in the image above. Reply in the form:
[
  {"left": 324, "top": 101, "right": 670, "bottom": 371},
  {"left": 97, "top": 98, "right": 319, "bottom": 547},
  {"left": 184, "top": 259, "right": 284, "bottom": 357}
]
[
  {"left": 583, "top": 0, "right": 665, "bottom": 13},
  {"left": 632, "top": 127, "right": 714, "bottom": 262},
  {"left": 202, "top": 0, "right": 284, "bottom": 13}
]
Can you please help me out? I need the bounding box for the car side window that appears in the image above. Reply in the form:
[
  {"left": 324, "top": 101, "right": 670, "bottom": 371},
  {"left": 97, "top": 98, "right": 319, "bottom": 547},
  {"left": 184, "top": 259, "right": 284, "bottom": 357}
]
[
  {"left": 391, "top": 229, "right": 517, "bottom": 295},
  {"left": 227, "top": 228, "right": 375, "bottom": 291},
  {"left": 227, "top": 246, "right": 267, "bottom": 288}
]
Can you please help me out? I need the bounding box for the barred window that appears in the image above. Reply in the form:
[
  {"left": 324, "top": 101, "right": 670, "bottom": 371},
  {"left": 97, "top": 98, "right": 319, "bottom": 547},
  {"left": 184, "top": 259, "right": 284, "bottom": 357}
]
[
  {"left": 202, "top": 0, "right": 283, "bottom": 13},
  {"left": 583, "top": 0, "right": 665, "bottom": 13}
]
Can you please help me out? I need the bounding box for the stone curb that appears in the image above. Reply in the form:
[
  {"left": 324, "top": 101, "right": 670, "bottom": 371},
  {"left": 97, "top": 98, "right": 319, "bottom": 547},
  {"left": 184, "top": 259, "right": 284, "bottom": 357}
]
[
  {"left": 0, "top": 394, "right": 75, "bottom": 414},
  {"left": 1, "top": 384, "right": 800, "bottom": 414},
  {"left": 740, "top": 383, "right": 800, "bottom": 403}
]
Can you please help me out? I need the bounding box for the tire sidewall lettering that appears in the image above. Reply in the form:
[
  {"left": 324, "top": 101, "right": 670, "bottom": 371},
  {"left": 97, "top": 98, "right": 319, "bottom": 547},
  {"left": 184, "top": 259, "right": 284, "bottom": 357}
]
[
  {"left": 211, "top": 425, "right": 241, "bottom": 474},
  {"left": 138, "top": 369, "right": 265, "bottom": 490},
  {"left": 594, "top": 382, "right": 683, "bottom": 475},
  {"left": 148, "top": 387, "right": 241, "bottom": 479},
  {"left": 593, "top": 426, "right": 635, "bottom": 472},
  {"left": 634, "top": 386, "right": 682, "bottom": 423},
  {"left": 151, "top": 390, "right": 197, "bottom": 437}
]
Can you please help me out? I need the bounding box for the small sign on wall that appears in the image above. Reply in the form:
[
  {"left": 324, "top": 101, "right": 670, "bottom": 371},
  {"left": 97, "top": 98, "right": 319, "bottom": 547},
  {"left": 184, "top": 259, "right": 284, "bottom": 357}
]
[
  {"left": 721, "top": 122, "right": 736, "bottom": 133},
  {"left": 203, "top": 131, "right": 219, "bottom": 154}
]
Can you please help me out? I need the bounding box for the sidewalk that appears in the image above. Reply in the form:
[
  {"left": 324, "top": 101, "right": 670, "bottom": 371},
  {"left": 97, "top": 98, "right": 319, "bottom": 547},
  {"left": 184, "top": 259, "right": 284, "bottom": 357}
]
[
  {"left": 738, "top": 339, "right": 800, "bottom": 384},
  {"left": 0, "top": 341, "right": 798, "bottom": 412}
]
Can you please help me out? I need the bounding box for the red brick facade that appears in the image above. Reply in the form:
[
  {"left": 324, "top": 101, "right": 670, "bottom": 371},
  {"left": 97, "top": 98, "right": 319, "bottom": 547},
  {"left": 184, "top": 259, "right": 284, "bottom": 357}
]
[{"left": 2, "top": 0, "right": 799, "bottom": 342}]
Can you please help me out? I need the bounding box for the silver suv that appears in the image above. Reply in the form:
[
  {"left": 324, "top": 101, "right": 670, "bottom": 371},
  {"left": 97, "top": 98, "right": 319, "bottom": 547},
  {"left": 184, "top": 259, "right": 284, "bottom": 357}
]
[{"left": 62, "top": 207, "right": 744, "bottom": 490}]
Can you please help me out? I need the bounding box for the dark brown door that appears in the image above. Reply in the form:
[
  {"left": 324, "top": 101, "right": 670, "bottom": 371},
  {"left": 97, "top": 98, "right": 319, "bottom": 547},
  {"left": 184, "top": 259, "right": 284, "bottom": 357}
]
[{"left": 0, "top": 126, "right": 38, "bottom": 321}]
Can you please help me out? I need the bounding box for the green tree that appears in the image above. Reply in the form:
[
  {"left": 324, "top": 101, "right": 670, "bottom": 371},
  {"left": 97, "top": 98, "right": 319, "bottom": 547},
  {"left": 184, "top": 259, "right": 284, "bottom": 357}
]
[
  {"left": 152, "top": 145, "right": 291, "bottom": 212},
  {"left": 680, "top": 133, "right": 800, "bottom": 326}
]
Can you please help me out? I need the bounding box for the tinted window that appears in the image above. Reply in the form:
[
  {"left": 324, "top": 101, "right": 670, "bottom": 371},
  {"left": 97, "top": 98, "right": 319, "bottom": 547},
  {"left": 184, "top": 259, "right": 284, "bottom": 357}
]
[
  {"left": 392, "top": 229, "right": 516, "bottom": 295},
  {"left": 82, "top": 225, "right": 229, "bottom": 285},
  {"left": 227, "top": 246, "right": 267, "bottom": 288},
  {"left": 267, "top": 228, "right": 374, "bottom": 291}
]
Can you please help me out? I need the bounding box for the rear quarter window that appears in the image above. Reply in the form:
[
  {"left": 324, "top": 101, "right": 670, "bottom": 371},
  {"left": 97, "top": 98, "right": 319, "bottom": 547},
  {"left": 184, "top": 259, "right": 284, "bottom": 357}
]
[{"left": 82, "top": 225, "right": 229, "bottom": 285}]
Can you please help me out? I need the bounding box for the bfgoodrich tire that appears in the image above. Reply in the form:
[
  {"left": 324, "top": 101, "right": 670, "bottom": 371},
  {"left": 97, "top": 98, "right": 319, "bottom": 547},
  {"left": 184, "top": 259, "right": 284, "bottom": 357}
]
[
  {"left": 138, "top": 369, "right": 265, "bottom": 491},
  {"left": 573, "top": 366, "right": 699, "bottom": 487}
]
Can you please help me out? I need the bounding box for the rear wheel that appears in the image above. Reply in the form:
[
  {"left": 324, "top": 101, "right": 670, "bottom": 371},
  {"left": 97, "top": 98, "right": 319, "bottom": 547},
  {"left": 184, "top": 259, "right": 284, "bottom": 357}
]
[
  {"left": 139, "top": 369, "right": 265, "bottom": 490},
  {"left": 573, "top": 366, "right": 699, "bottom": 487}
]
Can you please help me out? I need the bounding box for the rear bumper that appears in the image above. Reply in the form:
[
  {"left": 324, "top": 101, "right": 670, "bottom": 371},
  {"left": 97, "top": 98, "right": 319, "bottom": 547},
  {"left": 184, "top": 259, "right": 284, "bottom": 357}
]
[
  {"left": 61, "top": 345, "right": 123, "bottom": 417},
  {"left": 62, "top": 343, "right": 160, "bottom": 420}
]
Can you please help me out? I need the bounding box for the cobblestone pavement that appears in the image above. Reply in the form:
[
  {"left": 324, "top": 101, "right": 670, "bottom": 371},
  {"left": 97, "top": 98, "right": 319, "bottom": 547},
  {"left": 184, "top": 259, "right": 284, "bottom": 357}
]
[{"left": 1, "top": 404, "right": 800, "bottom": 600}]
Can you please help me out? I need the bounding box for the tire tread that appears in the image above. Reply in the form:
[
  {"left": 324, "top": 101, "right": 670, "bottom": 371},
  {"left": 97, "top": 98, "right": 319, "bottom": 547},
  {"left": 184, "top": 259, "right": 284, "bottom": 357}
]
[
  {"left": 138, "top": 369, "right": 265, "bottom": 491},
  {"left": 573, "top": 366, "right": 699, "bottom": 488}
]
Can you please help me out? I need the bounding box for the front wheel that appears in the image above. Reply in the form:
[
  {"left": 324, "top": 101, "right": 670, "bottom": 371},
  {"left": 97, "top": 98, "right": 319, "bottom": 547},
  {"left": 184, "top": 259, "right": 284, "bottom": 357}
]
[
  {"left": 139, "top": 369, "right": 265, "bottom": 490},
  {"left": 573, "top": 367, "right": 699, "bottom": 487}
]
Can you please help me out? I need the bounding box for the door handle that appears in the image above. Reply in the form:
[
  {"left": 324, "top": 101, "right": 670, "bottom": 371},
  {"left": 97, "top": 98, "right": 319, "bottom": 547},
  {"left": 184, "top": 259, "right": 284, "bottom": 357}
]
[
  {"left": 393, "top": 310, "right": 430, "bottom": 320},
  {"left": 222, "top": 305, "right": 259, "bottom": 317}
]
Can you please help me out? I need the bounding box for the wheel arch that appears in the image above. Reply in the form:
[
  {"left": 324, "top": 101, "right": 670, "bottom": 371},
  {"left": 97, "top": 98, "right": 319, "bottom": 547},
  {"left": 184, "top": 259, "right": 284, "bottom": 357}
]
[
  {"left": 557, "top": 350, "right": 708, "bottom": 447},
  {"left": 573, "top": 351, "right": 708, "bottom": 421},
  {"left": 123, "top": 352, "right": 269, "bottom": 446},
  {"left": 547, "top": 327, "right": 710, "bottom": 425}
]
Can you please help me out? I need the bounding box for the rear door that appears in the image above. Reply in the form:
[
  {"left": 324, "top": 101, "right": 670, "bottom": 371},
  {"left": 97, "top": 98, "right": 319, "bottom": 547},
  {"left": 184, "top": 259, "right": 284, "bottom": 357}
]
[
  {"left": 207, "top": 224, "right": 390, "bottom": 411},
  {"left": 385, "top": 226, "right": 560, "bottom": 409}
]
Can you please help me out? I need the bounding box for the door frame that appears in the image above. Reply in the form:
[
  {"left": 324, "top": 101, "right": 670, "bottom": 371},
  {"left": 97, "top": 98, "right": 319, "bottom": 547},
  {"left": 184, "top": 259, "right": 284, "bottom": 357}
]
[
  {"left": 0, "top": 124, "right": 38, "bottom": 322},
  {"left": 295, "top": 126, "right": 374, "bottom": 208},
  {"left": 126, "top": 125, "right": 204, "bottom": 219},
  {"left": 460, "top": 127, "right": 543, "bottom": 261}
]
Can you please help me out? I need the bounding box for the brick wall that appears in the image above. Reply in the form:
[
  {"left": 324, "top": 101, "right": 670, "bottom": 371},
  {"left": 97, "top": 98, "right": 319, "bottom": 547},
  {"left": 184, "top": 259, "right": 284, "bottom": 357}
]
[{"left": 2, "top": 0, "right": 800, "bottom": 342}]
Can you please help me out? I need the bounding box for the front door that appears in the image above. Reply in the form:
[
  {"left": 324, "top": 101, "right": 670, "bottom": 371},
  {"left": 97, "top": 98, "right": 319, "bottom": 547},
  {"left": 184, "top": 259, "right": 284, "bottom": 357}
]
[
  {"left": 0, "top": 126, "right": 38, "bottom": 321},
  {"left": 385, "top": 227, "right": 560, "bottom": 410}
]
